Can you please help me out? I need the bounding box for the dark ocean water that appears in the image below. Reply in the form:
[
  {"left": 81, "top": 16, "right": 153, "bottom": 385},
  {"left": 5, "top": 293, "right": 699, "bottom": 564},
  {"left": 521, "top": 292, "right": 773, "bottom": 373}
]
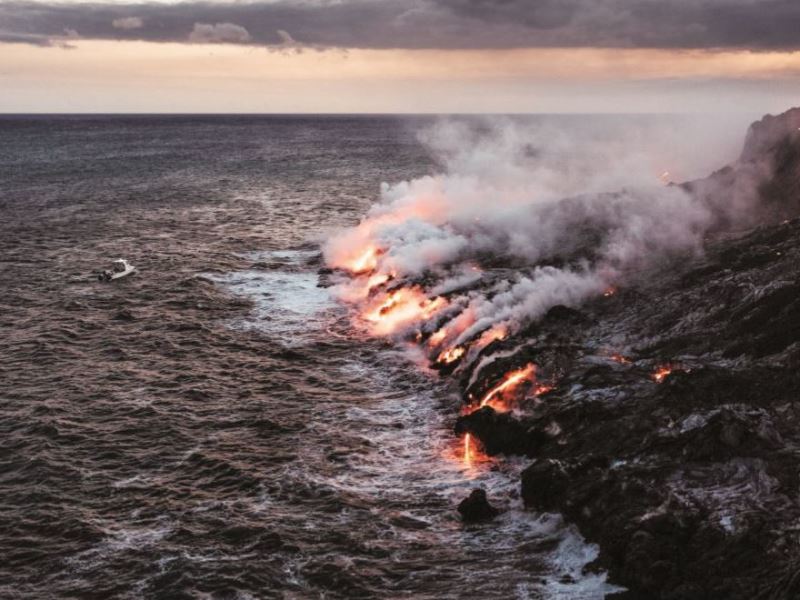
[{"left": 0, "top": 116, "right": 614, "bottom": 599}]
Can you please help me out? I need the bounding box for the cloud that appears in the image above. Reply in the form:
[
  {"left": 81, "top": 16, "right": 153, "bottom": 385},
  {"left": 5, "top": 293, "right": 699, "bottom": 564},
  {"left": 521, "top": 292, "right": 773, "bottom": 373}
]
[
  {"left": 0, "top": 25, "right": 77, "bottom": 48},
  {"left": 112, "top": 16, "right": 142, "bottom": 30},
  {"left": 188, "top": 22, "right": 251, "bottom": 44},
  {"left": 2, "top": 0, "right": 800, "bottom": 50}
]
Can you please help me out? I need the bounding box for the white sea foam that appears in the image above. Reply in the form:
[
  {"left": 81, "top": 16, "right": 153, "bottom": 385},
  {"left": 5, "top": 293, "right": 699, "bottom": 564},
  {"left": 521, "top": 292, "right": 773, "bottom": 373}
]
[{"left": 219, "top": 255, "right": 617, "bottom": 598}]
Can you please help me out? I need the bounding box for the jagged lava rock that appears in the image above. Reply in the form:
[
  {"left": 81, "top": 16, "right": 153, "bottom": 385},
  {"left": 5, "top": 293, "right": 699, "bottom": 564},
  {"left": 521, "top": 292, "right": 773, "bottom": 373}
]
[{"left": 457, "top": 488, "right": 500, "bottom": 522}]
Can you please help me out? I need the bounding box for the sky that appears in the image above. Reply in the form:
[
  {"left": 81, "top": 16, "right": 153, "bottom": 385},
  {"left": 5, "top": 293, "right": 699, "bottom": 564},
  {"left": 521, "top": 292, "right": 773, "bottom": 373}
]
[{"left": 1, "top": 0, "right": 800, "bottom": 113}]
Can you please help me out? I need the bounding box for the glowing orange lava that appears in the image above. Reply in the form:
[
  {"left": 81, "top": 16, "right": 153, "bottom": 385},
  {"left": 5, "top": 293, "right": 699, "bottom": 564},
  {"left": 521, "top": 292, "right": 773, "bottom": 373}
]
[
  {"left": 335, "top": 272, "right": 391, "bottom": 302},
  {"left": 652, "top": 365, "right": 673, "bottom": 383},
  {"left": 473, "top": 324, "right": 508, "bottom": 352},
  {"left": 610, "top": 353, "right": 632, "bottom": 365},
  {"left": 421, "top": 296, "right": 448, "bottom": 320},
  {"left": 437, "top": 346, "right": 465, "bottom": 364},
  {"left": 367, "top": 272, "right": 389, "bottom": 289},
  {"left": 479, "top": 363, "right": 537, "bottom": 412},
  {"left": 363, "top": 288, "right": 447, "bottom": 336},
  {"left": 603, "top": 286, "right": 617, "bottom": 297},
  {"left": 347, "top": 245, "right": 379, "bottom": 274},
  {"left": 428, "top": 327, "right": 448, "bottom": 348},
  {"left": 460, "top": 432, "right": 489, "bottom": 467}
]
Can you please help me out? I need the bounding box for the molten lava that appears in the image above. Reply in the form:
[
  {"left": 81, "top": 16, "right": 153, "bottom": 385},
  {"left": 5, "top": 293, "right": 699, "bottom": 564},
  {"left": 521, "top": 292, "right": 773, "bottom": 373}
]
[
  {"left": 348, "top": 245, "right": 379, "bottom": 274},
  {"left": 460, "top": 432, "right": 489, "bottom": 468},
  {"left": 610, "top": 353, "right": 632, "bottom": 365},
  {"left": 474, "top": 324, "right": 508, "bottom": 351},
  {"left": 363, "top": 288, "right": 447, "bottom": 336},
  {"left": 428, "top": 327, "right": 448, "bottom": 348},
  {"left": 335, "top": 272, "right": 390, "bottom": 302},
  {"left": 437, "top": 346, "right": 465, "bottom": 365},
  {"left": 652, "top": 365, "right": 673, "bottom": 383},
  {"left": 479, "top": 363, "right": 537, "bottom": 412},
  {"left": 421, "top": 296, "right": 448, "bottom": 320}
]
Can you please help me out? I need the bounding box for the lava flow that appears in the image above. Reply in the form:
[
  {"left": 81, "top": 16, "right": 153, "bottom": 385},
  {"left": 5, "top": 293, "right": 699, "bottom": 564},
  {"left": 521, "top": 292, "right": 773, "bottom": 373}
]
[
  {"left": 437, "top": 346, "right": 465, "bottom": 364},
  {"left": 471, "top": 324, "right": 509, "bottom": 354},
  {"left": 610, "top": 353, "right": 632, "bottom": 365},
  {"left": 363, "top": 288, "right": 447, "bottom": 336},
  {"left": 652, "top": 364, "right": 673, "bottom": 383},
  {"left": 461, "top": 432, "right": 491, "bottom": 468},
  {"left": 347, "top": 245, "right": 380, "bottom": 274},
  {"left": 463, "top": 433, "right": 473, "bottom": 465},
  {"left": 479, "top": 363, "right": 537, "bottom": 412}
]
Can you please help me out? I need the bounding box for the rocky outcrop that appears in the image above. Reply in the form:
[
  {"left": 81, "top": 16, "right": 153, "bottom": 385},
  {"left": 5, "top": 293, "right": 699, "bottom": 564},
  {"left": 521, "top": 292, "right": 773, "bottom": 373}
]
[
  {"left": 457, "top": 488, "right": 500, "bottom": 522},
  {"left": 685, "top": 106, "right": 800, "bottom": 228}
]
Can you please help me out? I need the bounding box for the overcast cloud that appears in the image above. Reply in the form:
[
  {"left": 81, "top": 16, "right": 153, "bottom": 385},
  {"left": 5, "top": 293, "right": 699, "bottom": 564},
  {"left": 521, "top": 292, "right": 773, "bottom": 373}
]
[{"left": 2, "top": 0, "right": 800, "bottom": 50}]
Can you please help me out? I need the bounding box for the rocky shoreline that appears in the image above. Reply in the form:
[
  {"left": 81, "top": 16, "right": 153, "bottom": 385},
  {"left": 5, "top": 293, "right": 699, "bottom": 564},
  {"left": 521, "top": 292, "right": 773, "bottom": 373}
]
[
  {"left": 324, "top": 107, "right": 800, "bottom": 598},
  {"left": 451, "top": 109, "right": 800, "bottom": 598}
]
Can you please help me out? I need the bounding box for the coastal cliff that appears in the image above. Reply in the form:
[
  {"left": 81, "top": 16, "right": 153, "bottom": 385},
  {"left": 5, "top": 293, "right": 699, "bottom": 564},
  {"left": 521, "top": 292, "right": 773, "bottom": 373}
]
[{"left": 454, "top": 108, "right": 800, "bottom": 598}]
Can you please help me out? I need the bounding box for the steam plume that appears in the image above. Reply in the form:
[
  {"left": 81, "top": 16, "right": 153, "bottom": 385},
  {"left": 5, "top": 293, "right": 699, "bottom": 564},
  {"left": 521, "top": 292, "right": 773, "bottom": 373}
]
[{"left": 324, "top": 115, "right": 756, "bottom": 346}]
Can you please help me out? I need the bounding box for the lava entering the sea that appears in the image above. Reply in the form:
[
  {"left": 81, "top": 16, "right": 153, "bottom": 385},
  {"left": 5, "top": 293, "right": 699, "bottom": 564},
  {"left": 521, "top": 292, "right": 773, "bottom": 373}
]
[
  {"left": 478, "top": 363, "right": 537, "bottom": 412},
  {"left": 363, "top": 288, "right": 448, "bottom": 336}
]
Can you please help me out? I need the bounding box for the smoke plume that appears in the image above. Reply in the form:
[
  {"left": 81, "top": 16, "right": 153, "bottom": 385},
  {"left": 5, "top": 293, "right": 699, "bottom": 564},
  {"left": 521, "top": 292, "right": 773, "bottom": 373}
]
[{"left": 324, "top": 114, "right": 762, "bottom": 354}]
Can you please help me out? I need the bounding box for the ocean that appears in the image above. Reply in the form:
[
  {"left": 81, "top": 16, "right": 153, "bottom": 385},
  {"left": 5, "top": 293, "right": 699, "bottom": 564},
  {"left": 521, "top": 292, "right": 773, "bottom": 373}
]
[{"left": 0, "top": 115, "right": 631, "bottom": 599}]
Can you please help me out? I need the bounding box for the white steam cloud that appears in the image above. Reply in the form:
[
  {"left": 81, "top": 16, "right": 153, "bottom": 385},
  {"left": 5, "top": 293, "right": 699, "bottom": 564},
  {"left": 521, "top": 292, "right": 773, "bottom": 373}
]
[{"left": 324, "top": 115, "right": 756, "bottom": 349}]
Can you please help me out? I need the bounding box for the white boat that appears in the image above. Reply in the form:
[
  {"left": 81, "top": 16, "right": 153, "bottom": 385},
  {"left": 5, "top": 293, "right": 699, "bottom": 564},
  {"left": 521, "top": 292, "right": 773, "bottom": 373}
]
[{"left": 98, "top": 259, "right": 137, "bottom": 282}]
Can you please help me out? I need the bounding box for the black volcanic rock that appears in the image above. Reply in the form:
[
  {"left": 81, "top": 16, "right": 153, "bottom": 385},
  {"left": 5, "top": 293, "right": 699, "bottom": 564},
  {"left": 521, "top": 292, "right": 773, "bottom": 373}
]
[
  {"left": 453, "top": 108, "right": 800, "bottom": 598},
  {"left": 457, "top": 488, "right": 499, "bottom": 522},
  {"left": 740, "top": 107, "right": 800, "bottom": 163},
  {"left": 685, "top": 107, "right": 800, "bottom": 228},
  {"left": 454, "top": 406, "right": 541, "bottom": 456}
]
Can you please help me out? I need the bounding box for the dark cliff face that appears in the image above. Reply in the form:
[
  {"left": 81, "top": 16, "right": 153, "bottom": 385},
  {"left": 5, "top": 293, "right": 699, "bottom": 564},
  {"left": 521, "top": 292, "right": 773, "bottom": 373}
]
[
  {"left": 684, "top": 107, "right": 800, "bottom": 230},
  {"left": 453, "top": 108, "right": 800, "bottom": 599},
  {"left": 740, "top": 108, "right": 800, "bottom": 163}
]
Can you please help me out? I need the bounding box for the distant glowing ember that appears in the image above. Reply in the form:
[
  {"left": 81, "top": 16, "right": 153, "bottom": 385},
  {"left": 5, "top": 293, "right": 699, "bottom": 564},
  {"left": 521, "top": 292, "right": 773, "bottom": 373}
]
[
  {"left": 652, "top": 365, "right": 673, "bottom": 383},
  {"left": 603, "top": 286, "right": 617, "bottom": 297},
  {"left": 479, "top": 363, "right": 536, "bottom": 411},
  {"left": 438, "top": 346, "right": 465, "bottom": 364},
  {"left": 610, "top": 353, "right": 632, "bottom": 365}
]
